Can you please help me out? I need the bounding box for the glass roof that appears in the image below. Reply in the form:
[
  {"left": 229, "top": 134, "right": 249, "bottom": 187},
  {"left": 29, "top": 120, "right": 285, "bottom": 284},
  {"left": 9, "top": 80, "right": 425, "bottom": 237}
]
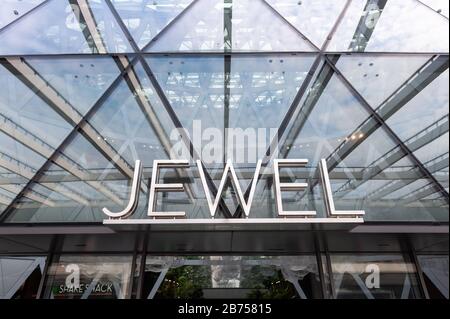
[{"left": 0, "top": 0, "right": 448, "bottom": 223}]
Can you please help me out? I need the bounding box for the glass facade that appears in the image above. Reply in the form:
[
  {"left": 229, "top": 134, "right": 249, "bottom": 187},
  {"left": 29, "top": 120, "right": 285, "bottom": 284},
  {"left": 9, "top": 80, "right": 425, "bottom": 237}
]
[{"left": 0, "top": 0, "right": 448, "bottom": 299}]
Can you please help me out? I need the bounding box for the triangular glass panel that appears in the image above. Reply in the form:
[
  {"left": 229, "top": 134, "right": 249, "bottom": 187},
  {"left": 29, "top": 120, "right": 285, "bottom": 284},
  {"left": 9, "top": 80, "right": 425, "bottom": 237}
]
[
  {"left": 328, "top": 0, "right": 449, "bottom": 52},
  {"left": 334, "top": 55, "right": 432, "bottom": 108},
  {"left": 110, "top": 0, "right": 195, "bottom": 49},
  {"left": 230, "top": 0, "right": 317, "bottom": 52},
  {"left": 265, "top": 0, "right": 347, "bottom": 48},
  {"left": 0, "top": 0, "right": 45, "bottom": 30},
  {"left": 25, "top": 56, "right": 122, "bottom": 116},
  {"left": 88, "top": 61, "right": 175, "bottom": 167},
  {"left": 285, "top": 65, "right": 370, "bottom": 167},
  {"left": 0, "top": 0, "right": 133, "bottom": 55},
  {"left": 146, "top": 0, "right": 225, "bottom": 51},
  {"left": 0, "top": 257, "right": 42, "bottom": 299},
  {"left": 147, "top": 0, "right": 317, "bottom": 52},
  {"left": 419, "top": 0, "right": 449, "bottom": 18}
]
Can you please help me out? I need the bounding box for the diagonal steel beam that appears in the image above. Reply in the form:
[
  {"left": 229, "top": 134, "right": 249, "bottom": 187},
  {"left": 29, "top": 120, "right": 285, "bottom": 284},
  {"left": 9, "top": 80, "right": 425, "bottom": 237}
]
[
  {"left": 348, "top": 0, "right": 387, "bottom": 51},
  {"left": 401, "top": 181, "right": 450, "bottom": 204},
  {"left": 275, "top": 1, "right": 353, "bottom": 160},
  {"left": 314, "top": 54, "right": 449, "bottom": 204},
  {"left": 368, "top": 153, "right": 449, "bottom": 200},
  {"left": 283, "top": 56, "right": 450, "bottom": 205},
  {"left": 0, "top": 149, "right": 89, "bottom": 205},
  {"left": 0, "top": 55, "right": 142, "bottom": 222},
  {"left": 105, "top": 0, "right": 196, "bottom": 200},
  {"left": 0, "top": 113, "right": 122, "bottom": 205},
  {"left": 280, "top": 56, "right": 339, "bottom": 158},
  {"left": 0, "top": 184, "right": 55, "bottom": 207},
  {"left": 291, "top": 54, "right": 448, "bottom": 202},
  {"left": 327, "top": 55, "right": 449, "bottom": 171},
  {"left": 114, "top": 56, "right": 194, "bottom": 199},
  {"left": 138, "top": 58, "right": 234, "bottom": 218},
  {"left": 335, "top": 115, "right": 449, "bottom": 197},
  {"left": 72, "top": 0, "right": 108, "bottom": 54},
  {"left": 232, "top": 1, "right": 353, "bottom": 217},
  {"left": 109, "top": 0, "right": 227, "bottom": 213},
  {"left": 0, "top": 57, "right": 135, "bottom": 180},
  {"left": 416, "top": 0, "right": 449, "bottom": 20}
]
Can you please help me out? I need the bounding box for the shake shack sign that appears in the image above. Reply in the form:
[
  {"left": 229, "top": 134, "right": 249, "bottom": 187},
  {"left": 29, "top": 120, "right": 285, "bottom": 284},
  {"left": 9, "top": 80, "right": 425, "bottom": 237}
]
[{"left": 102, "top": 158, "right": 365, "bottom": 226}]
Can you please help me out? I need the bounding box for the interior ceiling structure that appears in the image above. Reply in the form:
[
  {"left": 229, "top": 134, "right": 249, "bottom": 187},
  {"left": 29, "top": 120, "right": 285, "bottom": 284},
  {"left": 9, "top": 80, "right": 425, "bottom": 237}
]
[{"left": 0, "top": 0, "right": 448, "bottom": 223}]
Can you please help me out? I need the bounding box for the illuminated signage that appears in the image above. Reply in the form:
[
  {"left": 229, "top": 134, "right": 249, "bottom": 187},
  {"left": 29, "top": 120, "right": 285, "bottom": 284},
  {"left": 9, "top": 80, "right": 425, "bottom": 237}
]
[{"left": 102, "top": 158, "right": 364, "bottom": 225}]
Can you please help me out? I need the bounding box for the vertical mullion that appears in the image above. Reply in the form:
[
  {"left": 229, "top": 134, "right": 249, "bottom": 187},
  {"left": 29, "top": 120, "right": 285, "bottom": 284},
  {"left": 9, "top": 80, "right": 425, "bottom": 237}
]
[
  {"left": 407, "top": 238, "right": 431, "bottom": 299},
  {"left": 127, "top": 232, "right": 141, "bottom": 299},
  {"left": 324, "top": 245, "right": 336, "bottom": 299},
  {"left": 37, "top": 235, "right": 63, "bottom": 299},
  {"left": 223, "top": 0, "right": 232, "bottom": 163},
  {"left": 314, "top": 233, "right": 328, "bottom": 299},
  {"left": 136, "top": 227, "right": 149, "bottom": 299}
]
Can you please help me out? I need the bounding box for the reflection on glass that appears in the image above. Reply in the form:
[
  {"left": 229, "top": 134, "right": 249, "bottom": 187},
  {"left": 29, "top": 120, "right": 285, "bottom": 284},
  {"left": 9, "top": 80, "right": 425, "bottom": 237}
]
[
  {"left": 336, "top": 55, "right": 430, "bottom": 108},
  {"left": 418, "top": 255, "right": 449, "bottom": 299},
  {"left": 413, "top": 132, "right": 449, "bottom": 166},
  {"left": 386, "top": 70, "right": 449, "bottom": 142},
  {"left": 45, "top": 255, "right": 133, "bottom": 299},
  {"left": 111, "top": 0, "right": 194, "bottom": 49},
  {"left": 147, "top": 0, "right": 224, "bottom": 52},
  {"left": 419, "top": 0, "right": 450, "bottom": 18},
  {"left": 26, "top": 57, "right": 122, "bottom": 116},
  {"left": 266, "top": 0, "right": 347, "bottom": 48},
  {"left": 0, "top": 0, "right": 132, "bottom": 55},
  {"left": 228, "top": 55, "right": 315, "bottom": 162},
  {"left": 0, "top": 63, "right": 73, "bottom": 149},
  {"left": 230, "top": 0, "right": 316, "bottom": 52},
  {"left": 0, "top": 0, "right": 45, "bottom": 30},
  {"left": 88, "top": 62, "right": 174, "bottom": 167},
  {"left": 147, "top": 55, "right": 224, "bottom": 161},
  {"left": 139, "top": 256, "right": 322, "bottom": 299},
  {"left": 328, "top": 0, "right": 449, "bottom": 52},
  {"left": 286, "top": 73, "right": 369, "bottom": 166},
  {"left": 0, "top": 256, "right": 46, "bottom": 299},
  {"left": 330, "top": 254, "right": 421, "bottom": 299},
  {"left": 148, "top": 0, "right": 315, "bottom": 52},
  {"left": 337, "top": 127, "right": 397, "bottom": 169}
]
